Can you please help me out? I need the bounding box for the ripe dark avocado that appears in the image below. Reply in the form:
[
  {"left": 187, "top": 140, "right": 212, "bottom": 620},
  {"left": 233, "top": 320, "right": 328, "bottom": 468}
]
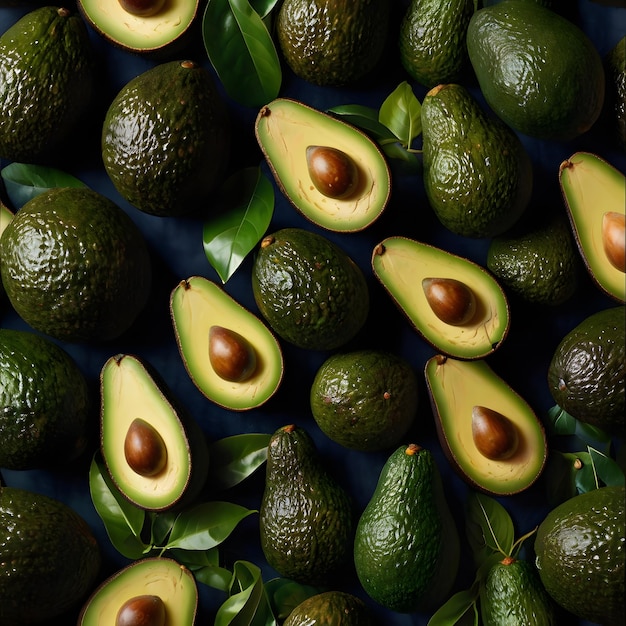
[
  {"left": 259, "top": 424, "right": 354, "bottom": 585},
  {"left": 102, "top": 60, "right": 231, "bottom": 217},
  {"left": 0, "top": 6, "right": 96, "bottom": 164},
  {"left": 78, "top": 557, "right": 198, "bottom": 625},
  {"left": 0, "top": 200, "right": 13, "bottom": 303},
  {"left": 0, "top": 187, "right": 152, "bottom": 343},
  {"left": 467, "top": 0, "right": 605, "bottom": 140},
  {"left": 547, "top": 305, "right": 625, "bottom": 437},
  {"left": 534, "top": 486, "right": 625, "bottom": 625},
  {"left": 252, "top": 228, "right": 369, "bottom": 351},
  {"left": 604, "top": 35, "right": 626, "bottom": 149},
  {"left": 354, "top": 443, "right": 460, "bottom": 612},
  {"left": 0, "top": 329, "right": 92, "bottom": 470},
  {"left": 0, "top": 486, "right": 101, "bottom": 625},
  {"left": 283, "top": 591, "right": 375, "bottom": 626}
]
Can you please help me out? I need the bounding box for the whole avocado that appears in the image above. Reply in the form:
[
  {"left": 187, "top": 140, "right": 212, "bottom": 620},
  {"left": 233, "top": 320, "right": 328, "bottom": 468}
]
[
  {"left": 283, "top": 591, "right": 375, "bottom": 626},
  {"left": 534, "top": 486, "right": 625, "bottom": 625},
  {"left": 0, "top": 486, "right": 101, "bottom": 625}
]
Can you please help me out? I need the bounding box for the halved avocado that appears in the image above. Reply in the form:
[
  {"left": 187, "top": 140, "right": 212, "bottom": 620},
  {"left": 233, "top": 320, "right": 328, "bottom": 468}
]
[
  {"left": 170, "top": 276, "right": 284, "bottom": 410},
  {"left": 372, "top": 236, "right": 510, "bottom": 360},
  {"left": 425, "top": 355, "right": 547, "bottom": 496},
  {"left": 100, "top": 353, "right": 209, "bottom": 511},
  {"left": 559, "top": 152, "right": 625, "bottom": 303},
  {"left": 77, "top": 0, "right": 200, "bottom": 56},
  {"left": 78, "top": 557, "right": 197, "bottom": 625},
  {"left": 255, "top": 98, "right": 391, "bottom": 232}
]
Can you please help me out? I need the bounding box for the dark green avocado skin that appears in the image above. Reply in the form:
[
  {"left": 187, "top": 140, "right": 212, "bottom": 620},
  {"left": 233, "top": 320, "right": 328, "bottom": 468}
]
[{"left": 0, "top": 6, "right": 96, "bottom": 164}]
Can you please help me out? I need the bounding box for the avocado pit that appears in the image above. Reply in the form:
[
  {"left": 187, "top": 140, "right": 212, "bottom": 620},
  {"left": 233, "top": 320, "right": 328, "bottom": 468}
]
[
  {"left": 208, "top": 325, "right": 257, "bottom": 382},
  {"left": 306, "top": 145, "right": 359, "bottom": 199},
  {"left": 116, "top": 594, "right": 166, "bottom": 626},
  {"left": 602, "top": 211, "right": 625, "bottom": 272},
  {"left": 422, "top": 277, "right": 477, "bottom": 326},
  {"left": 472, "top": 405, "right": 519, "bottom": 460},
  {"left": 118, "top": 0, "right": 166, "bottom": 16},
  {"left": 124, "top": 418, "right": 168, "bottom": 477}
]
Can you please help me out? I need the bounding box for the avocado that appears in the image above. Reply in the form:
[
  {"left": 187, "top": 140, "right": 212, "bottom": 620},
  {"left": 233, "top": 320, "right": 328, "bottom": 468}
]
[
  {"left": 0, "top": 329, "right": 91, "bottom": 470},
  {"left": 354, "top": 443, "right": 460, "bottom": 612},
  {"left": 284, "top": 591, "right": 374, "bottom": 626},
  {"left": 100, "top": 353, "right": 209, "bottom": 511},
  {"left": 78, "top": 557, "right": 198, "bottom": 626},
  {"left": 259, "top": 424, "right": 354, "bottom": 584},
  {"left": 547, "top": 305, "right": 625, "bottom": 437},
  {"left": 425, "top": 355, "right": 548, "bottom": 495},
  {"left": 276, "top": 0, "right": 390, "bottom": 86},
  {"left": 252, "top": 228, "right": 369, "bottom": 351},
  {"left": 399, "top": 0, "right": 475, "bottom": 89},
  {"left": 466, "top": 1, "right": 605, "bottom": 140},
  {"left": 255, "top": 98, "right": 391, "bottom": 232},
  {"left": 0, "top": 200, "right": 13, "bottom": 302},
  {"left": 487, "top": 213, "right": 580, "bottom": 306},
  {"left": 534, "top": 485, "right": 625, "bottom": 625},
  {"left": 170, "top": 275, "right": 284, "bottom": 411},
  {"left": 0, "top": 187, "right": 152, "bottom": 343},
  {"left": 77, "top": 0, "right": 201, "bottom": 56},
  {"left": 0, "top": 6, "right": 96, "bottom": 164},
  {"left": 372, "top": 236, "right": 510, "bottom": 360},
  {"left": 0, "top": 486, "right": 101, "bottom": 625},
  {"left": 480, "top": 556, "right": 556, "bottom": 626},
  {"left": 102, "top": 60, "right": 231, "bottom": 217},
  {"left": 559, "top": 152, "right": 625, "bottom": 303},
  {"left": 310, "top": 349, "right": 419, "bottom": 451},
  {"left": 605, "top": 35, "right": 626, "bottom": 149},
  {"left": 421, "top": 83, "right": 532, "bottom": 238}
]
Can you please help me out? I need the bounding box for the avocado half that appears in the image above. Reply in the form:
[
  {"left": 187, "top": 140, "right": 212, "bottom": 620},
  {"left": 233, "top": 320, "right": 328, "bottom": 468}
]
[
  {"left": 170, "top": 276, "right": 284, "bottom": 411},
  {"left": 77, "top": 0, "right": 201, "bottom": 56},
  {"left": 425, "top": 355, "right": 548, "bottom": 496},
  {"left": 255, "top": 98, "right": 391, "bottom": 232},
  {"left": 372, "top": 236, "right": 510, "bottom": 360},
  {"left": 100, "top": 354, "right": 209, "bottom": 511},
  {"left": 559, "top": 152, "right": 625, "bottom": 303},
  {"left": 78, "top": 557, "right": 198, "bottom": 626}
]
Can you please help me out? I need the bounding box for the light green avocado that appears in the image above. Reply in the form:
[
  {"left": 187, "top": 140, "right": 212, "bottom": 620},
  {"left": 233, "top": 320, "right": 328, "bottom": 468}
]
[
  {"left": 372, "top": 236, "right": 510, "bottom": 360},
  {"left": 467, "top": 0, "right": 605, "bottom": 140},
  {"left": 559, "top": 152, "right": 625, "bottom": 303},
  {"left": 100, "top": 353, "right": 209, "bottom": 511},
  {"left": 284, "top": 591, "right": 375, "bottom": 626},
  {"left": 255, "top": 98, "right": 391, "bottom": 232},
  {"left": 77, "top": 0, "right": 201, "bottom": 56},
  {"left": 425, "top": 355, "right": 548, "bottom": 496},
  {"left": 421, "top": 83, "right": 532, "bottom": 238},
  {"left": 78, "top": 557, "right": 198, "bottom": 626},
  {"left": 0, "top": 201, "right": 13, "bottom": 302},
  {"left": 170, "top": 276, "right": 284, "bottom": 411}
]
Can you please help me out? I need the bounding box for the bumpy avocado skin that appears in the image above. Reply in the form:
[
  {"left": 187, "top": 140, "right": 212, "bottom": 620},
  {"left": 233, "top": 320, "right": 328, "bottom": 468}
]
[
  {"left": 605, "top": 35, "right": 626, "bottom": 149},
  {"left": 284, "top": 591, "right": 375, "bottom": 626},
  {"left": 252, "top": 228, "right": 369, "bottom": 350},
  {"left": 259, "top": 425, "right": 354, "bottom": 585},
  {"left": 354, "top": 444, "right": 460, "bottom": 612},
  {"left": 0, "top": 6, "right": 95, "bottom": 163},
  {"left": 276, "top": 0, "right": 390, "bottom": 86},
  {"left": 547, "top": 306, "right": 625, "bottom": 437},
  {"left": 534, "top": 486, "right": 625, "bottom": 625},
  {"left": 102, "top": 60, "right": 231, "bottom": 217},
  {"left": 421, "top": 83, "right": 532, "bottom": 238},
  {"left": 0, "top": 487, "right": 101, "bottom": 625}
]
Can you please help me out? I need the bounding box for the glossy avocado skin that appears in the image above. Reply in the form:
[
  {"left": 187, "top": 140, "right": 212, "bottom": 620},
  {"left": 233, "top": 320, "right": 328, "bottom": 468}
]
[
  {"left": 354, "top": 444, "right": 460, "bottom": 612},
  {"left": 605, "top": 35, "right": 626, "bottom": 149},
  {"left": 0, "top": 487, "right": 101, "bottom": 625},
  {"left": 0, "top": 6, "right": 95, "bottom": 164},
  {"left": 259, "top": 425, "right": 354, "bottom": 585},
  {"left": 284, "top": 591, "right": 375, "bottom": 626}
]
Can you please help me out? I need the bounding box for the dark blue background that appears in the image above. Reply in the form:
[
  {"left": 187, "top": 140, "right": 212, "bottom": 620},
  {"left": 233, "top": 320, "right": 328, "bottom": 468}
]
[{"left": 1, "top": 1, "right": 625, "bottom": 624}]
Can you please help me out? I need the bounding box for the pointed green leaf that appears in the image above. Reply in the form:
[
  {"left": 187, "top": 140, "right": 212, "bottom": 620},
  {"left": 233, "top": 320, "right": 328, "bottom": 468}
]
[
  {"left": 264, "top": 579, "right": 319, "bottom": 621},
  {"left": 327, "top": 104, "right": 397, "bottom": 141},
  {"left": 466, "top": 492, "right": 514, "bottom": 567},
  {"left": 203, "top": 166, "right": 274, "bottom": 283},
  {"left": 249, "top": 0, "right": 280, "bottom": 18},
  {"left": 588, "top": 446, "right": 625, "bottom": 487},
  {"left": 378, "top": 81, "right": 422, "bottom": 147},
  {"left": 194, "top": 562, "right": 234, "bottom": 592},
  {"left": 209, "top": 433, "right": 270, "bottom": 490},
  {"left": 546, "top": 404, "right": 577, "bottom": 435},
  {"left": 428, "top": 586, "right": 479, "bottom": 626}
]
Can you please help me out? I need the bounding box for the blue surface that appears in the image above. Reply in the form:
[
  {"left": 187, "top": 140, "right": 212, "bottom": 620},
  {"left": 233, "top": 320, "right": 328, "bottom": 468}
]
[{"left": 1, "top": 1, "right": 625, "bottom": 625}]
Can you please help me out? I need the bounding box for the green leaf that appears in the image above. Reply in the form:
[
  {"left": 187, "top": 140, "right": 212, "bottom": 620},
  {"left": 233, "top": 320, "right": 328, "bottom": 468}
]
[
  {"left": 428, "top": 586, "right": 480, "bottom": 626},
  {"left": 166, "top": 547, "right": 233, "bottom": 591},
  {"left": 166, "top": 501, "right": 256, "bottom": 550},
  {"left": 149, "top": 510, "right": 178, "bottom": 546},
  {"left": 194, "top": 562, "right": 234, "bottom": 592},
  {"left": 588, "top": 446, "right": 625, "bottom": 487},
  {"left": 88, "top": 455, "right": 149, "bottom": 559},
  {"left": 203, "top": 166, "right": 274, "bottom": 283},
  {"left": 249, "top": 0, "right": 280, "bottom": 18},
  {"left": 203, "top": 0, "right": 281, "bottom": 107},
  {"left": 209, "top": 433, "right": 270, "bottom": 491},
  {"left": 573, "top": 451, "right": 597, "bottom": 493},
  {"left": 264, "top": 578, "right": 319, "bottom": 621},
  {"left": 546, "top": 404, "right": 577, "bottom": 435},
  {"left": 1, "top": 162, "right": 86, "bottom": 209},
  {"left": 327, "top": 104, "right": 397, "bottom": 142},
  {"left": 544, "top": 450, "right": 584, "bottom": 505},
  {"left": 378, "top": 81, "right": 422, "bottom": 148},
  {"left": 466, "top": 492, "right": 514, "bottom": 567}
]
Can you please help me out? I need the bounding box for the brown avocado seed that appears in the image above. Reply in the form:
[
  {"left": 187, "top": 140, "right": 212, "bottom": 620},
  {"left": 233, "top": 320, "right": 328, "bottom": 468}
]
[
  {"left": 118, "top": 0, "right": 166, "bottom": 17},
  {"left": 602, "top": 211, "right": 625, "bottom": 272},
  {"left": 116, "top": 594, "right": 166, "bottom": 626},
  {"left": 472, "top": 406, "right": 519, "bottom": 460},
  {"left": 124, "top": 418, "right": 168, "bottom": 477},
  {"left": 209, "top": 325, "right": 257, "bottom": 382},
  {"left": 306, "top": 145, "right": 359, "bottom": 199},
  {"left": 422, "top": 277, "right": 477, "bottom": 326}
]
